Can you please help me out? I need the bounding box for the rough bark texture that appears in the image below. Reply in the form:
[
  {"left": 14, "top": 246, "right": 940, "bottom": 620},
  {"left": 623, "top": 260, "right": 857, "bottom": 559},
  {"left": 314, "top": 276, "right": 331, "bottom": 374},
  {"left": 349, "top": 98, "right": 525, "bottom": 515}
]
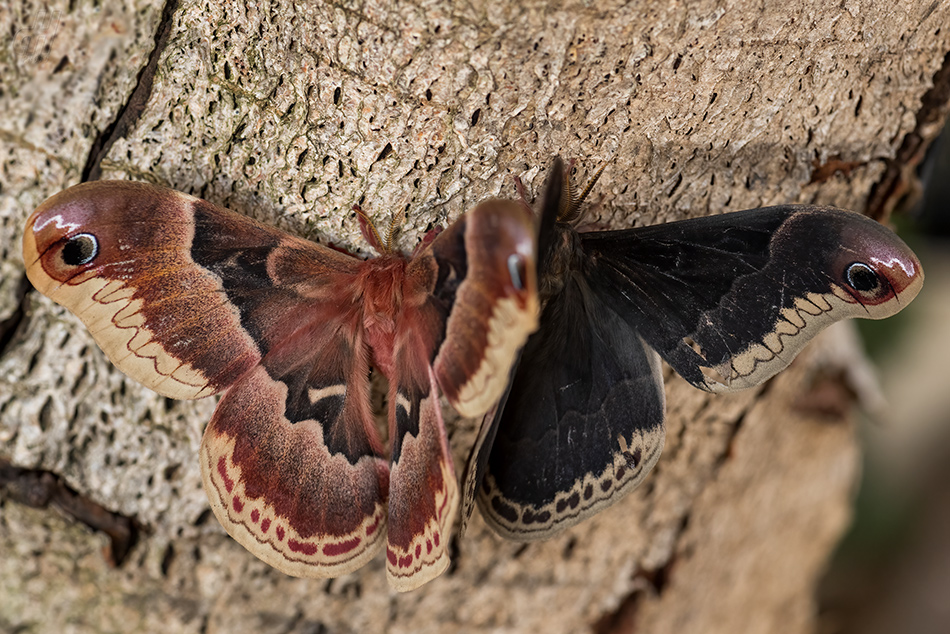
[{"left": 1, "top": 1, "right": 947, "bottom": 632}]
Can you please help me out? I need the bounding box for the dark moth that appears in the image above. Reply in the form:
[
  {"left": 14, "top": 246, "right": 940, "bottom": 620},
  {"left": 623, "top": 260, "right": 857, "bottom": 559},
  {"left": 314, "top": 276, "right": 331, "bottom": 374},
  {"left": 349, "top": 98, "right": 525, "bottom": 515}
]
[{"left": 462, "top": 158, "right": 924, "bottom": 541}]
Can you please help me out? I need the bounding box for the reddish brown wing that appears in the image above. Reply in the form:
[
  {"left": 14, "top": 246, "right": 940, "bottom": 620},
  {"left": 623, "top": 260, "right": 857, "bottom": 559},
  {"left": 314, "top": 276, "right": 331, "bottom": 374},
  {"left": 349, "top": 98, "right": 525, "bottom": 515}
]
[
  {"left": 374, "top": 199, "right": 538, "bottom": 590},
  {"left": 385, "top": 359, "right": 458, "bottom": 591},
  {"left": 23, "top": 182, "right": 265, "bottom": 399},
  {"left": 24, "top": 182, "right": 541, "bottom": 590},
  {"left": 203, "top": 343, "right": 388, "bottom": 578},
  {"left": 23, "top": 181, "right": 390, "bottom": 577},
  {"left": 429, "top": 200, "right": 540, "bottom": 416}
]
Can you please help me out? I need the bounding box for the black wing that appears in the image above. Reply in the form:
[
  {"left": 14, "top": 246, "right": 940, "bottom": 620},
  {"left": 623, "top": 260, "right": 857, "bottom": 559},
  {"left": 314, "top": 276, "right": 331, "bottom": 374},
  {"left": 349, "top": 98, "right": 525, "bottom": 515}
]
[
  {"left": 584, "top": 205, "right": 924, "bottom": 392},
  {"left": 472, "top": 267, "right": 665, "bottom": 540},
  {"left": 462, "top": 160, "right": 666, "bottom": 540},
  {"left": 463, "top": 159, "right": 923, "bottom": 541}
]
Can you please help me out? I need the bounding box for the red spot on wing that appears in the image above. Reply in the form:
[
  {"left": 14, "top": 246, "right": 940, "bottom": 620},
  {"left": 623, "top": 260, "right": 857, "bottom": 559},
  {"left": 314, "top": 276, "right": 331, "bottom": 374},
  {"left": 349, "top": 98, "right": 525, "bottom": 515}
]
[
  {"left": 323, "top": 536, "right": 361, "bottom": 557},
  {"left": 415, "top": 544, "right": 421, "bottom": 558},
  {"left": 260, "top": 518, "right": 270, "bottom": 533},
  {"left": 366, "top": 516, "right": 380, "bottom": 536},
  {"left": 434, "top": 532, "right": 440, "bottom": 547},
  {"left": 399, "top": 554, "right": 413, "bottom": 569},
  {"left": 208, "top": 367, "right": 389, "bottom": 557},
  {"left": 387, "top": 548, "right": 397, "bottom": 566},
  {"left": 250, "top": 509, "right": 260, "bottom": 523},
  {"left": 232, "top": 496, "right": 244, "bottom": 512},
  {"left": 287, "top": 538, "right": 319, "bottom": 556},
  {"left": 426, "top": 539, "right": 432, "bottom": 554},
  {"left": 218, "top": 457, "right": 234, "bottom": 493}
]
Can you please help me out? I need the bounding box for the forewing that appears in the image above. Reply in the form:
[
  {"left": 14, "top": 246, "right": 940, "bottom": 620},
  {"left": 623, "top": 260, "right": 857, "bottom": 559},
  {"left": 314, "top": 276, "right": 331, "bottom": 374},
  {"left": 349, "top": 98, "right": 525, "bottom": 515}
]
[
  {"left": 25, "top": 181, "right": 390, "bottom": 577},
  {"left": 22, "top": 181, "right": 361, "bottom": 399},
  {"left": 584, "top": 206, "right": 924, "bottom": 392},
  {"left": 474, "top": 272, "right": 665, "bottom": 541},
  {"left": 428, "top": 199, "right": 539, "bottom": 418}
]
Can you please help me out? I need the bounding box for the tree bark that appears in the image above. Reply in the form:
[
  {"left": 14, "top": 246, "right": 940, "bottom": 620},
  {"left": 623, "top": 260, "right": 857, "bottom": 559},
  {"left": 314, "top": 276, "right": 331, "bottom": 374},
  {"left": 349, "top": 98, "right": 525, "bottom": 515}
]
[{"left": 1, "top": 1, "right": 948, "bottom": 632}]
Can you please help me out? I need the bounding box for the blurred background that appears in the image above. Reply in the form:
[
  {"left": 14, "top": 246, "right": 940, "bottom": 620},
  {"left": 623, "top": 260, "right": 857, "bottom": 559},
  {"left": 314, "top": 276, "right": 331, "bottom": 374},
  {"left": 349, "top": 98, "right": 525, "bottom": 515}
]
[{"left": 819, "top": 126, "right": 950, "bottom": 634}]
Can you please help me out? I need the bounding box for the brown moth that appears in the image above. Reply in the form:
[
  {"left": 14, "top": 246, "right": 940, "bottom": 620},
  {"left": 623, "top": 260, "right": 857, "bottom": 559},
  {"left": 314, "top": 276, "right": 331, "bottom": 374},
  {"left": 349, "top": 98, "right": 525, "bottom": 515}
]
[{"left": 23, "top": 181, "right": 539, "bottom": 591}]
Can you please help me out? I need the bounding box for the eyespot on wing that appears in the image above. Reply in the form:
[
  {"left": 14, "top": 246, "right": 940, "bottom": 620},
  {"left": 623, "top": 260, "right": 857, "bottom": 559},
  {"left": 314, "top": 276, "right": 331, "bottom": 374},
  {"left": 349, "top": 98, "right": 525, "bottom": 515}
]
[
  {"left": 22, "top": 181, "right": 264, "bottom": 399},
  {"left": 824, "top": 209, "right": 923, "bottom": 317},
  {"left": 431, "top": 198, "right": 541, "bottom": 418}
]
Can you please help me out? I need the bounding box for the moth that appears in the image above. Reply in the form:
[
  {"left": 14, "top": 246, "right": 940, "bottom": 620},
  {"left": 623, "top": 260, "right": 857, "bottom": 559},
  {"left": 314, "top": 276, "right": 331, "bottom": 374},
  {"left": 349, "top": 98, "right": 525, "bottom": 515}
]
[
  {"left": 461, "top": 158, "right": 924, "bottom": 541},
  {"left": 23, "top": 181, "right": 539, "bottom": 591}
]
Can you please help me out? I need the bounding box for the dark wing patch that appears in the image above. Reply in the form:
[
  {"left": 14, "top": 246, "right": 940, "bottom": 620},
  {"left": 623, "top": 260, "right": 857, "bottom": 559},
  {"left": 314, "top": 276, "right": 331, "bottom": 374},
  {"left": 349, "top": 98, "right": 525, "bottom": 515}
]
[
  {"left": 465, "top": 159, "right": 923, "bottom": 544},
  {"left": 475, "top": 271, "right": 665, "bottom": 540},
  {"left": 583, "top": 206, "right": 923, "bottom": 392}
]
